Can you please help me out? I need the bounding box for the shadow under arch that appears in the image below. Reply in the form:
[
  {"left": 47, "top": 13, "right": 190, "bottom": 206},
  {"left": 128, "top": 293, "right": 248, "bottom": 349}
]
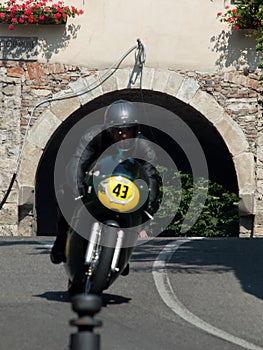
[{"left": 35, "top": 89, "right": 238, "bottom": 236}]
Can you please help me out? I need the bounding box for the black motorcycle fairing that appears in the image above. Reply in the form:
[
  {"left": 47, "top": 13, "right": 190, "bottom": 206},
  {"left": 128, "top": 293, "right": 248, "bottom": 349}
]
[{"left": 83, "top": 156, "right": 150, "bottom": 224}]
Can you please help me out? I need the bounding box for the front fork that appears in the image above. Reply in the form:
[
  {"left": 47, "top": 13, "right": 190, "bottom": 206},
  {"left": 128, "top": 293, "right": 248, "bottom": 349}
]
[
  {"left": 84, "top": 222, "right": 125, "bottom": 273},
  {"left": 84, "top": 222, "right": 101, "bottom": 265},
  {"left": 111, "top": 230, "right": 125, "bottom": 272}
]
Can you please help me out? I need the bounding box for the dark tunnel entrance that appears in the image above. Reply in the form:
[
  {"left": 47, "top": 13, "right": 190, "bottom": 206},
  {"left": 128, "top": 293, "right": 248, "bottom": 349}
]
[{"left": 35, "top": 89, "right": 238, "bottom": 236}]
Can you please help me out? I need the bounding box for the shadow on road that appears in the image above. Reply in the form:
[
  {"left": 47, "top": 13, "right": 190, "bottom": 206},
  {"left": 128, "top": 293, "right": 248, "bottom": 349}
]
[
  {"left": 34, "top": 291, "right": 70, "bottom": 303},
  {"left": 102, "top": 293, "right": 132, "bottom": 307},
  {"left": 0, "top": 237, "right": 53, "bottom": 256},
  {"left": 0, "top": 239, "right": 48, "bottom": 246},
  {"left": 34, "top": 291, "right": 131, "bottom": 306},
  {"left": 172, "top": 238, "right": 263, "bottom": 301},
  {"left": 132, "top": 237, "right": 263, "bottom": 301},
  {"left": 3, "top": 236, "right": 262, "bottom": 304}
]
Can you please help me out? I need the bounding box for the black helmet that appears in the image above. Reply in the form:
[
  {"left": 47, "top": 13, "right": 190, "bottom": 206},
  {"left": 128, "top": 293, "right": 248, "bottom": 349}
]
[{"left": 104, "top": 100, "right": 138, "bottom": 128}]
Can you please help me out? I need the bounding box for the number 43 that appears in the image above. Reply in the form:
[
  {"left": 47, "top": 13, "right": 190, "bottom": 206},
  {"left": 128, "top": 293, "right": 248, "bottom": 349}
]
[{"left": 112, "top": 184, "right": 129, "bottom": 199}]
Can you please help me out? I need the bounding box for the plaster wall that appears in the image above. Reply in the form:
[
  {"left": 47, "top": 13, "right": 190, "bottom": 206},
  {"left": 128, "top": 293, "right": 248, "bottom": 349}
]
[{"left": 0, "top": 0, "right": 259, "bottom": 72}]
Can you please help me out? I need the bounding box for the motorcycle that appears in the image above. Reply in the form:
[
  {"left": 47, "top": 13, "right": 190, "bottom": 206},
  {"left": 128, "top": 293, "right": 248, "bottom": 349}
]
[{"left": 64, "top": 155, "right": 151, "bottom": 296}]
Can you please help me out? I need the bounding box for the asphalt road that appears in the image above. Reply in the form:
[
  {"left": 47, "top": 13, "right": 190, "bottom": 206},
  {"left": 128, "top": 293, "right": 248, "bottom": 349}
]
[{"left": 1, "top": 236, "right": 263, "bottom": 350}]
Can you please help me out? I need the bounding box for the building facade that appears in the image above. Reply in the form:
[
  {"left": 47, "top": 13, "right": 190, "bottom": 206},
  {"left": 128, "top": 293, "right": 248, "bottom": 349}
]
[{"left": 0, "top": 0, "right": 262, "bottom": 237}]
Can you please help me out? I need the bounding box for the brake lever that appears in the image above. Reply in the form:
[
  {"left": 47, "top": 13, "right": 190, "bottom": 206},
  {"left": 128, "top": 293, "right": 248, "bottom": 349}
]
[
  {"left": 144, "top": 210, "right": 153, "bottom": 220},
  {"left": 74, "top": 195, "right": 84, "bottom": 201}
]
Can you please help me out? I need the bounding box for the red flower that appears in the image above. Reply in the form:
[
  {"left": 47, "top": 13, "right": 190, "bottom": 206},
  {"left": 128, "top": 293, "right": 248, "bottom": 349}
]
[
  {"left": 217, "top": 12, "right": 222, "bottom": 17},
  {"left": 24, "top": 9, "right": 32, "bottom": 15},
  {"left": 0, "top": 0, "right": 84, "bottom": 30},
  {"left": 54, "top": 12, "right": 61, "bottom": 19},
  {"left": 8, "top": 23, "right": 14, "bottom": 29},
  {"left": 10, "top": 4, "right": 18, "bottom": 11}
]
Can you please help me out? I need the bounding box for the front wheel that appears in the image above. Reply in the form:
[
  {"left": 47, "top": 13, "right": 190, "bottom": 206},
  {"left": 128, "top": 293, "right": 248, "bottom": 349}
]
[
  {"left": 85, "top": 224, "right": 119, "bottom": 295},
  {"left": 85, "top": 245, "right": 115, "bottom": 295}
]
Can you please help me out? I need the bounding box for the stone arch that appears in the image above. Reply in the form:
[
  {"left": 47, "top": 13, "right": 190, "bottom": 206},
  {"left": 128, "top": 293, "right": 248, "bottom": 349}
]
[{"left": 19, "top": 68, "right": 255, "bottom": 235}]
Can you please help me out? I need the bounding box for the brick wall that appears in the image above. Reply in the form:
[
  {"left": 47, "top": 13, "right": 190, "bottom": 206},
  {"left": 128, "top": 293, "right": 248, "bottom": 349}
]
[
  {"left": 180, "top": 69, "right": 263, "bottom": 235},
  {"left": 0, "top": 62, "right": 85, "bottom": 235}
]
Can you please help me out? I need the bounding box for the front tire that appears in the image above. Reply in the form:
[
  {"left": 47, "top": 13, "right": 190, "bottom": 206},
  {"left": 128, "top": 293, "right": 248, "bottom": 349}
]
[
  {"left": 85, "top": 224, "right": 119, "bottom": 295},
  {"left": 85, "top": 245, "right": 115, "bottom": 295}
]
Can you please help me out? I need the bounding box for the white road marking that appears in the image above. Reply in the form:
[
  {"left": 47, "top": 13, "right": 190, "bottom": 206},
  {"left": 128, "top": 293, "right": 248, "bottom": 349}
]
[{"left": 152, "top": 239, "right": 263, "bottom": 350}]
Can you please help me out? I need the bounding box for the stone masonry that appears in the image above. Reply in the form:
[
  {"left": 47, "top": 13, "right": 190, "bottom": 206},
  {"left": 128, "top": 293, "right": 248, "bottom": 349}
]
[{"left": 0, "top": 61, "right": 262, "bottom": 236}]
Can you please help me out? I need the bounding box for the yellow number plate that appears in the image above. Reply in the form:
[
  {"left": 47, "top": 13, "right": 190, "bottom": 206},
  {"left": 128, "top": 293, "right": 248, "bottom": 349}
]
[
  {"left": 97, "top": 176, "right": 140, "bottom": 212},
  {"left": 108, "top": 178, "right": 133, "bottom": 202}
]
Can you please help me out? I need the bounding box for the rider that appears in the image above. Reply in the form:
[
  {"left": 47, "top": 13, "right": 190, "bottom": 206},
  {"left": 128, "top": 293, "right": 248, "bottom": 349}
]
[{"left": 50, "top": 99, "right": 159, "bottom": 264}]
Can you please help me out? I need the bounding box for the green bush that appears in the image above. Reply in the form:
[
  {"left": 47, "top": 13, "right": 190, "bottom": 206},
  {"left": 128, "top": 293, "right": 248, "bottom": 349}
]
[{"left": 151, "top": 168, "right": 239, "bottom": 237}]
